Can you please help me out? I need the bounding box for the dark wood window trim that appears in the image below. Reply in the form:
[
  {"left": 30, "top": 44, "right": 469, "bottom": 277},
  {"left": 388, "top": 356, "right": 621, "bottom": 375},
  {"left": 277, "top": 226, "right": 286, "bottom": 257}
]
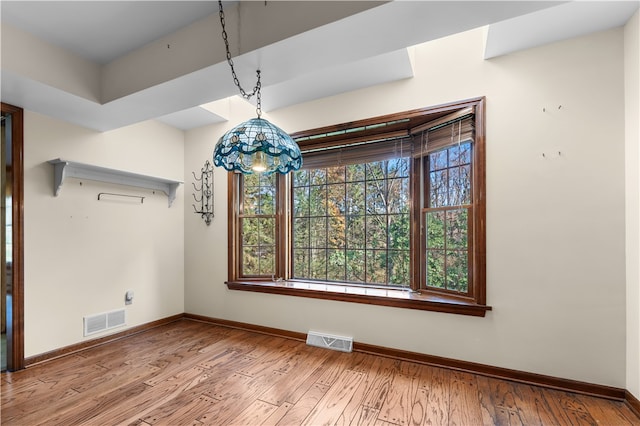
[
  {"left": 226, "top": 97, "right": 490, "bottom": 317},
  {"left": 2, "top": 102, "right": 25, "bottom": 371}
]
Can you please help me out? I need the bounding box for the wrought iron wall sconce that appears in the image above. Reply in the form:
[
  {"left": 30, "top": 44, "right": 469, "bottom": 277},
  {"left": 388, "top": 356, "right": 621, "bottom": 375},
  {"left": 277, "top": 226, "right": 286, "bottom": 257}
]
[{"left": 192, "top": 160, "right": 214, "bottom": 225}]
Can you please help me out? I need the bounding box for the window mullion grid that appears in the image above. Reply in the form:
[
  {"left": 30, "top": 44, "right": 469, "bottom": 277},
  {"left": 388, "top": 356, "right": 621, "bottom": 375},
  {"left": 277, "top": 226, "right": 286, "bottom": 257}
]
[
  {"left": 324, "top": 171, "right": 329, "bottom": 281},
  {"left": 363, "top": 166, "right": 369, "bottom": 283},
  {"left": 385, "top": 162, "right": 390, "bottom": 286},
  {"left": 306, "top": 184, "right": 311, "bottom": 280},
  {"left": 342, "top": 171, "right": 347, "bottom": 282}
]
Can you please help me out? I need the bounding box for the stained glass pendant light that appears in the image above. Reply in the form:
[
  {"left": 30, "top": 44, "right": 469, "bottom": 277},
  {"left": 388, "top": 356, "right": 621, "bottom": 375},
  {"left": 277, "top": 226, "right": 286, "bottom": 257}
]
[{"left": 212, "top": 1, "right": 302, "bottom": 175}]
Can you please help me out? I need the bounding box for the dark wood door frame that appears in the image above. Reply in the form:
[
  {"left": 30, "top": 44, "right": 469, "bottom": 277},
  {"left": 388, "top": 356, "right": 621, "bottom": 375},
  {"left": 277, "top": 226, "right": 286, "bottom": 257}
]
[{"left": 2, "top": 102, "right": 24, "bottom": 371}]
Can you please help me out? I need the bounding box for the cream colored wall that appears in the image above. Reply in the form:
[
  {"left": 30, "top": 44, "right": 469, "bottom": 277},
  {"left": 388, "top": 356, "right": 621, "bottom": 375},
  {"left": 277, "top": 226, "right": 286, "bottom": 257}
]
[
  {"left": 185, "top": 27, "right": 628, "bottom": 387},
  {"left": 625, "top": 9, "right": 640, "bottom": 400},
  {"left": 23, "top": 112, "right": 184, "bottom": 357}
]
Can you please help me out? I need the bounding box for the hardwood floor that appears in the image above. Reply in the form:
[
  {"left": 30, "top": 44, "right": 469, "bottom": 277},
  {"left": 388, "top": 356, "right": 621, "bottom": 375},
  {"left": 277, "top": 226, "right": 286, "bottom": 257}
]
[{"left": 1, "top": 319, "right": 638, "bottom": 425}]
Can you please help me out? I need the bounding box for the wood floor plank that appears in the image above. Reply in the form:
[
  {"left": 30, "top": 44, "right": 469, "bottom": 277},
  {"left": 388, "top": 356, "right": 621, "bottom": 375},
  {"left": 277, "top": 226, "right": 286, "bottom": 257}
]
[
  {"left": 448, "top": 371, "right": 483, "bottom": 426},
  {"left": 197, "top": 370, "right": 289, "bottom": 425},
  {"left": 227, "top": 399, "right": 279, "bottom": 425},
  {"left": 360, "top": 356, "right": 398, "bottom": 411},
  {"left": 301, "top": 369, "right": 365, "bottom": 426},
  {"left": 476, "top": 375, "right": 517, "bottom": 426},
  {"left": 261, "top": 401, "right": 294, "bottom": 426},
  {"left": 2, "top": 319, "right": 639, "bottom": 426},
  {"left": 349, "top": 405, "right": 381, "bottom": 426},
  {"left": 315, "top": 353, "right": 354, "bottom": 387},
  {"left": 335, "top": 355, "right": 386, "bottom": 426},
  {"left": 377, "top": 372, "right": 419, "bottom": 426},
  {"left": 275, "top": 382, "right": 330, "bottom": 425},
  {"left": 259, "top": 347, "right": 333, "bottom": 406},
  {"left": 578, "top": 394, "right": 638, "bottom": 425},
  {"left": 512, "top": 382, "right": 568, "bottom": 425},
  {"left": 421, "top": 366, "right": 450, "bottom": 426}
]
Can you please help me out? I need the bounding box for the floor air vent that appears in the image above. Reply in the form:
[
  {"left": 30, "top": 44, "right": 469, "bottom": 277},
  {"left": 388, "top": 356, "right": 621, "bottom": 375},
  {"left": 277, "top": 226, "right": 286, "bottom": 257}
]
[
  {"left": 84, "top": 309, "right": 126, "bottom": 336},
  {"left": 306, "top": 331, "right": 353, "bottom": 352}
]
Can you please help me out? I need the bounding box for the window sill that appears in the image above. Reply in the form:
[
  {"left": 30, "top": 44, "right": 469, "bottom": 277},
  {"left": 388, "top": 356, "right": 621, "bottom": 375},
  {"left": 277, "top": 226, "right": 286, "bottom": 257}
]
[{"left": 226, "top": 280, "right": 492, "bottom": 317}]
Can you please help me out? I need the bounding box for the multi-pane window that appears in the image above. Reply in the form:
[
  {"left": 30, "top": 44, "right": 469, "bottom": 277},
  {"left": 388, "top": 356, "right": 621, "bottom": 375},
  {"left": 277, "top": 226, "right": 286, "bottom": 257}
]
[
  {"left": 292, "top": 158, "right": 410, "bottom": 287},
  {"left": 424, "top": 142, "right": 472, "bottom": 292},
  {"left": 227, "top": 98, "right": 487, "bottom": 315}
]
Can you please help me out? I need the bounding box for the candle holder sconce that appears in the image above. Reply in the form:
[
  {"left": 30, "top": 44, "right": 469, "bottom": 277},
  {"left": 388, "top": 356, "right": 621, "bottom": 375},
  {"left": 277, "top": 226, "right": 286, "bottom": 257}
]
[{"left": 192, "top": 160, "right": 214, "bottom": 225}]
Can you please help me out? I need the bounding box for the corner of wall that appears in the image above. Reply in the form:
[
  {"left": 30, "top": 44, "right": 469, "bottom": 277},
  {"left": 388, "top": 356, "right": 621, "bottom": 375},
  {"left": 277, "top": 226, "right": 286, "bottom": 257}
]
[{"left": 625, "top": 8, "right": 640, "bottom": 400}]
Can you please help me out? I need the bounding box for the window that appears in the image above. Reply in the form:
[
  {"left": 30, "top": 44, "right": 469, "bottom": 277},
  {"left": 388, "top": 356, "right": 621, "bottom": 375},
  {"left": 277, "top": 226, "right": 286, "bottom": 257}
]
[{"left": 227, "top": 97, "right": 489, "bottom": 316}]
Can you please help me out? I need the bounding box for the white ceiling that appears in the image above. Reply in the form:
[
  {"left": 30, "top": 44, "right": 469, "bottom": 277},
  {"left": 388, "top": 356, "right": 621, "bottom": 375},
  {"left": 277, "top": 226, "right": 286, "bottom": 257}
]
[{"left": 1, "top": 1, "right": 638, "bottom": 132}]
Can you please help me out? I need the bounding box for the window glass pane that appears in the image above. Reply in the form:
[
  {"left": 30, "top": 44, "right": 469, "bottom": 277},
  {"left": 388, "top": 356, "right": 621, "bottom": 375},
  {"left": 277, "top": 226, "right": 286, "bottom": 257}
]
[
  {"left": 426, "top": 211, "right": 445, "bottom": 249},
  {"left": 448, "top": 166, "right": 471, "bottom": 206},
  {"left": 446, "top": 209, "right": 468, "bottom": 249},
  {"left": 389, "top": 214, "right": 409, "bottom": 250},
  {"left": 346, "top": 163, "right": 365, "bottom": 182},
  {"left": 328, "top": 215, "right": 346, "bottom": 248},
  {"left": 293, "top": 218, "right": 309, "bottom": 248},
  {"left": 366, "top": 250, "right": 387, "bottom": 284},
  {"left": 446, "top": 250, "right": 468, "bottom": 292},
  {"left": 259, "top": 185, "right": 276, "bottom": 215},
  {"left": 310, "top": 248, "right": 327, "bottom": 279},
  {"left": 366, "top": 180, "right": 387, "bottom": 214},
  {"left": 294, "top": 169, "right": 309, "bottom": 187},
  {"left": 243, "top": 247, "right": 259, "bottom": 275},
  {"left": 327, "top": 249, "right": 346, "bottom": 281},
  {"left": 346, "top": 215, "right": 365, "bottom": 249},
  {"left": 426, "top": 249, "right": 445, "bottom": 288},
  {"left": 459, "top": 164, "right": 472, "bottom": 205},
  {"left": 310, "top": 169, "right": 326, "bottom": 185},
  {"left": 293, "top": 187, "right": 309, "bottom": 216},
  {"left": 244, "top": 173, "right": 260, "bottom": 187},
  {"left": 346, "top": 182, "right": 365, "bottom": 214},
  {"left": 346, "top": 249, "right": 365, "bottom": 282},
  {"left": 366, "top": 161, "right": 386, "bottom": 180},
  {"left": 389, "top": 250, "right": 410, "bottom": 287},
  {"left": 388, "top": 157, "right": 409, "bottom": 178},
  {"left": 258, "top": 218, "right": 275, "bottom": 245},
  {"left": 259, "top": 246, "right": 275, "bottom": 276},
  {"left": 387, "top": 177, "right": 409, "bottom": 214},
  {"left": 327, "top": 166, "right": 345, "bottom": 184},
  {"left": 293, "top": 249, "right": 309, "bottom": 278},
  {"left": 243, "top": 185, "right": 259, "bottom": 215},
  {"left": 309, "top": 186, "right": 327, "bottom": 216},
  {"left": 366, "top": 215, "right": 387, "bottom": 249},
  {"left": 450, "top": 142, "right": 471, "bottom": 166},
  {"left": 429, "top": 170, "right": 448, "bottom": 207},
  {"left": 327, "top": 184, "right": 346, "bottom": 215},
  {"left": 309, "top": 217, "right": 327, "bottom": 248},
  {"left": 243, "top": 175, "right": 275, "bottom": 215},
  {"left": 242, "top": 218, "right": 259, "bottom": 246},
  {"left": 243, "top": 246, "right": 275, "bottom": 276},
  {"left": 430, "top": 150, "right": 447, "bottom": 171}
]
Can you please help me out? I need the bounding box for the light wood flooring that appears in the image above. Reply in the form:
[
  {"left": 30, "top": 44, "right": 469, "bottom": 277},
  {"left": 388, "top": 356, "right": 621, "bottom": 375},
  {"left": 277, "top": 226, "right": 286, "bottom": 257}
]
[{"left": 1, "top": 319, "right": 638, "bottom": 425}]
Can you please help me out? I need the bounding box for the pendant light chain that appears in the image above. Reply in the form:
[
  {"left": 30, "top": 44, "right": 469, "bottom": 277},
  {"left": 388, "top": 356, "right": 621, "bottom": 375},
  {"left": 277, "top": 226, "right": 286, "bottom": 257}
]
[{"left": 218, "top": 0, "right": 262, "bottom": 118}]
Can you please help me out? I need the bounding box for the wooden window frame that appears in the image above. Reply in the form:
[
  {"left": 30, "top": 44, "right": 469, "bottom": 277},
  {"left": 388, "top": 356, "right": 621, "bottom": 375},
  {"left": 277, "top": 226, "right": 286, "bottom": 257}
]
[{"left": 226, "top": 97, "right": 490, "bottom": 317}]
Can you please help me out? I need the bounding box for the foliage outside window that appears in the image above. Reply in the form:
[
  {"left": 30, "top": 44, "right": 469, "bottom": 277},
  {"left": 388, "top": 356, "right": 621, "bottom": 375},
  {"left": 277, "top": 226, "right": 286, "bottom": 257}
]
[{"left": 227, "top": 97, "right": 489, "bottom": 317}]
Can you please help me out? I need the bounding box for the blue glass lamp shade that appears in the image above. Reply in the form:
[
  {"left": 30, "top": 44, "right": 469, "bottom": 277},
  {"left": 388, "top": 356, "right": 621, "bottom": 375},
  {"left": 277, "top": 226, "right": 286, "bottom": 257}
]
[{"left": 213, "top": 117, "right": 302, "bottom": 175}]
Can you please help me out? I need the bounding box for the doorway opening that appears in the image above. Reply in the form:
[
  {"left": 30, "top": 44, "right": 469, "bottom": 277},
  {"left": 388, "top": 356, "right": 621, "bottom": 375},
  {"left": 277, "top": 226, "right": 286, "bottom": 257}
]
[{"left": 2, "top": 102, "right": 24, "bottom": 372}]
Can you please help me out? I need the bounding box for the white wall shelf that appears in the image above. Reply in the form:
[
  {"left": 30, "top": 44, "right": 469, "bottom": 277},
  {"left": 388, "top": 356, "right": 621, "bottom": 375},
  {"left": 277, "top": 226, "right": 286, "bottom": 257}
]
[{"left": 48, "top": 158, "right": 182, "bottom": 207}]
